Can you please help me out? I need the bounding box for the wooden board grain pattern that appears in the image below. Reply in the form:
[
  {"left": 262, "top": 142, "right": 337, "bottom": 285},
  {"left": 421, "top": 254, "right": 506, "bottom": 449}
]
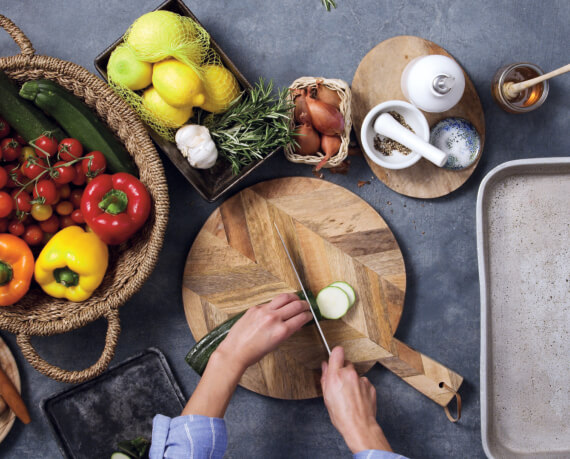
[
  {"left": 352, "top": 36, "right": 485, "bottom": 199},
  {"left": 183, "top": 177, "right": 463, "bottom": 404}
]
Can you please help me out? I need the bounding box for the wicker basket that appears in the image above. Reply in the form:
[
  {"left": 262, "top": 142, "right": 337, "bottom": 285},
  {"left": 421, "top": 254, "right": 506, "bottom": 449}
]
[
  {"left": 284, "top": 77, "right": 352, "bottom": 168},
  {"left": 0, "top": 16, "right": 169, "bottom": 383}
]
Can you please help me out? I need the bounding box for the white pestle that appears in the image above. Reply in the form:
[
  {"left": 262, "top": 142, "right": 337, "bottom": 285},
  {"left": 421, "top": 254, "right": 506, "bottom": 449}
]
[{"left": 373, "top": 113, "right": 449, "bottom": 167}]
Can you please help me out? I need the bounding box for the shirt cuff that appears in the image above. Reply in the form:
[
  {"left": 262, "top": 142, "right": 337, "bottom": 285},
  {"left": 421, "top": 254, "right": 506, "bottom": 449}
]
[
  {"left": 150, "top": 414, "right": 227, "bottom": 459},
  {"left": 354, "top": 450, "right": 409, "bottom": 459}
]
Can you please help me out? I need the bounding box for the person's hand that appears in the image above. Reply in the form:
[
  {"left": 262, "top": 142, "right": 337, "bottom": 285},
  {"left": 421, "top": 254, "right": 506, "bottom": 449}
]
[
  {"left": 321, "top": 346, "right": 392, "bottom": 453},
  {"left": 216, "top": 293, "right": 312, "bottom": 374}
]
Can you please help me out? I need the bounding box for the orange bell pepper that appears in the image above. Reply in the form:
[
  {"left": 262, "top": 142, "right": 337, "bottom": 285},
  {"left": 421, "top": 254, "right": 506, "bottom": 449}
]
[{"left": 0, "top": 234, "right": 34, "bottom": 306}]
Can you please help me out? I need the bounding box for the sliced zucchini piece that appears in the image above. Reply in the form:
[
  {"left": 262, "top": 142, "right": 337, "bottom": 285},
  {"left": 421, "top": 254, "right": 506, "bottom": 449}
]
[
  {"left": 316, "top": 286, "right": 351, "bottom": 319},
  {"left": 329, "top": 281, "right": 356, "bottom": 306},
  {"left": 111, "top": 453, "right": 132, "bottom": 459}
]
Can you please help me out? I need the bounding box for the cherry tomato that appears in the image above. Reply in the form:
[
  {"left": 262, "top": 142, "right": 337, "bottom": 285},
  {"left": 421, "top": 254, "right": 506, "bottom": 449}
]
[
  {"left": 11, "top": 190, "right": 32, "bottom": 213},
  {"left": 32, "top": 180, "right": 58, "bottom": 205},
  {"left": 58, "top": 184, "right": 71, "bottom": 199},
  {"left": 0, "top": 191, "right": 13, "bottom": 218},
  {"left": 8, "top": 219, "right": 25, "bottom": 236},
  {"left": 0, "top": 117, "right": 9, "bottom": 139},
  {"left": 72, "top": 163, "right": 86, "bottom": 186},
  {"left": 34, "top": 133, "right": 59, "bottom": 159},
  {"left": 51, "top": 160, "right": 76, "bottom": 185},
  {"left": 21, "top": 156, "right": 48, "bottom": 180},
  {"left": 70, "top": 209, "right": 85, "bottom": 224},
  {"left": 81, "top": 151, "right": 106, "bottom": 178},
  {"left": 1, "top": 138, "right": 22, "bottom": 162},
  {"left": 0, "top": 218, "right": 8, "bottom": 233},
  {"left": 4, "top": 165, "right": 25, "bottom": 188},
  {"left": 39, "top": 214, "right": 60, "bottom": 233},
  {"left": 14, "top": 134, "right": 26, "bottom": 145},
  {"left": 0, "top": 166, "right": 7, "bottom": 189},
  {"left": 70, "top": 188, "right": 83, "bottom": 208},
  {"left": 57, "top": 138, "right": 83, "bottom": 162},
  {"left": 59, "top": 215, "right": 75, "bottom": 228},
  {"left": 23, "top": 224, "right": 43, "bottom": 246},
  {"left": 30, "top": 203, "right": 53, "bottom": 221},
  {"left": 56, "top": 200, "right": 73, "bottom": 216},
  {"left": 20, "top": 146, "right": 35, "bottom": 162}
]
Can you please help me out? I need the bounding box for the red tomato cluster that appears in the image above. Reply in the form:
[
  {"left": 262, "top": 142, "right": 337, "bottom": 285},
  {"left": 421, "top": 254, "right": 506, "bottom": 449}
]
[{"left": 0, "top": 116, "right": 106, "bottom": 247}]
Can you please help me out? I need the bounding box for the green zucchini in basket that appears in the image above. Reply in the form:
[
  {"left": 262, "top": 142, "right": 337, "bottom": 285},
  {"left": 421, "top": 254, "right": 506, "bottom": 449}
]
[
  {"left": 185, "top": 291, "right": 322, "bottom": 375},
  {"left": 18, "top": 79, "right": 138, "bottom": 176},
  {"left": 0, "top": 70, "right": 67, "bottom": 142}
]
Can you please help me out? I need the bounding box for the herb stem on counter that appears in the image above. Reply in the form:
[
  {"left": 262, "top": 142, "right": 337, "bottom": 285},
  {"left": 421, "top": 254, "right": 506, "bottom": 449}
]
[
  {"left": 206, "top": 79, "right": 294, "bottom": 174},
  {"left": 321, "top": 0, "right": 337, "bottom": 11}
]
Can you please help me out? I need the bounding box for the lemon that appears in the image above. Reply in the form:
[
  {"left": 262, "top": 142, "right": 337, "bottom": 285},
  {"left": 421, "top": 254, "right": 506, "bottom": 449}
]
[
  {"left": 152, "top": 59, "right": 206, "bottom": 108},
  {"left": 126, "top": 11, "right": 201, "bottom": 64},
  {"left": 142, "top": 86, "right": 193, "bottom": 128},
  {"left": 107, "top": 44, "right": 152, "bottom": 90},
  {"left": 201, "top": 65, "right": 241, "bottom": 114}
]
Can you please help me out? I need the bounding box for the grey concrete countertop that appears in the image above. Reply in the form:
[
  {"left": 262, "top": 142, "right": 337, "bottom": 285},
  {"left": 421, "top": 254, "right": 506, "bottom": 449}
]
[{"left": 0, "top": 1, "right": 568, "bottom": 458}]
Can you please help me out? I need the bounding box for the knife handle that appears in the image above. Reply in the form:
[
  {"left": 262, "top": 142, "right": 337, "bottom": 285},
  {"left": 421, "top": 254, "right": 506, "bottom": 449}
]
[
  {"left": 0, "top": 366, "right": 30, "bottom": 424},
  {"left": 377, "top": 339, "right": 463, "bottom": 417}
]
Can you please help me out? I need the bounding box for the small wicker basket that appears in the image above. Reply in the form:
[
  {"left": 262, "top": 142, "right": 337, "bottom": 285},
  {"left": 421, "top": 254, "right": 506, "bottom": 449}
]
[
  {"left": 284, "top": 77, "right": 352, "bottom": 168},
  {"left": 0, "top": 15, "right": 169, "bottom": 383}
]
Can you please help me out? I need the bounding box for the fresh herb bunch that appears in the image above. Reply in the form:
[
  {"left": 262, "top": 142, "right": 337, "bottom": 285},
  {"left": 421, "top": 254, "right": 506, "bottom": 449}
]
[
  {"left": 321, "top": 0, "right": 337, "bottom": 11},
  {"left": 206, "top": 79, "right": 295, "bottom": 175}
]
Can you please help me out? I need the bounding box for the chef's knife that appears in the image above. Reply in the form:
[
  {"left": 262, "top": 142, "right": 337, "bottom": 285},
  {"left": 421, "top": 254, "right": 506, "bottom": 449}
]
[
  {"left": 0, "top": 365, "right": 30, "bottom": 424},
  {"left": 274, "top": 222, "right": 331, "bottom": 355}
]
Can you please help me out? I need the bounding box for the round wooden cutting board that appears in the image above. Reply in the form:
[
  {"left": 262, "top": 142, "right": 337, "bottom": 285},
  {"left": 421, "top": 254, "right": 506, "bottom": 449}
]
[
  {"left": 183, "top": 177, "right": 462, "bottom": 403},
  {"left": 352, "top": 36, "right": 485, "bottom": 199}
]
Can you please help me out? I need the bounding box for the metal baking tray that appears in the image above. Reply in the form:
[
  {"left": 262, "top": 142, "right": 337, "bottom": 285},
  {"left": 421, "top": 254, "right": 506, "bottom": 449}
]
[
  {"left": 41, "top": 348, "right": 185, "bottom": 459},
  {"left": 477, "top": 158, "right": 570, "bottom": 459},
  {"left": 95, "top": 0, "right": 278, "bottom": 202}
]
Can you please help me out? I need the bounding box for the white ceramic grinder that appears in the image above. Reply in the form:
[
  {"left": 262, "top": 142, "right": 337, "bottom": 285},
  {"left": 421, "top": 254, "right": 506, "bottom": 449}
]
[{"left": 401, "top": 55, "right": 465, "bottom": 113}]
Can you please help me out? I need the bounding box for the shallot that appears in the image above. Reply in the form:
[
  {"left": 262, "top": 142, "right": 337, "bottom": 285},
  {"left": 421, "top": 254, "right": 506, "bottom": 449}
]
[
  {"left": 293, "top": 88, "right": 311, "bottom": 125},
  {"left": 294, "top": 123, "right": 320, "bottom": 156},
  {"left": 316, "top": 134, "right": 341, "bottom": 170},
  {"left": 305, "top": 94, "right": 344, "bottom": 136},
  {"left": 312, "top": 80, "right": 341, "bottom": 109}
]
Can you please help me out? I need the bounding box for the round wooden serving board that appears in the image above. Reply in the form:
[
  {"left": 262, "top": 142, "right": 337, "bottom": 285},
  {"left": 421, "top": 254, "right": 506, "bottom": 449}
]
[
  {"left": 0, "top": 335, "right": 21, "bottom": 443},
  {"left": 183, "top": 178, "right": 462, "bottom": 403},
  {"left": 352, "top": 36, "right": 485, "bottom": 199}
]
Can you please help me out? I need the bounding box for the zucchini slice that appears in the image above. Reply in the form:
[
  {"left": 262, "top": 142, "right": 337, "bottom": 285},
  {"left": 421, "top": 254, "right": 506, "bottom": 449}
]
[
  {"left": 316, "top": 286, "right": 351, "bottom": 319},
  {"left": 328, "top": 281, "right": 356, "bottom": 306}
]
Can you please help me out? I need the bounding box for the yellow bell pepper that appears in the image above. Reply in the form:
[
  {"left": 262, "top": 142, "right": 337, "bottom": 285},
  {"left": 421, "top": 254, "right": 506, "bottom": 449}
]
[{"left": 35, "top": 226, "right": 109, "bottom": 302}]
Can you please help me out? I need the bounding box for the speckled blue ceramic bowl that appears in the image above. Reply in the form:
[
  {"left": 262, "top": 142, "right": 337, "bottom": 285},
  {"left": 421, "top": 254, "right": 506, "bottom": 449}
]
[{"left": 430, "top": 117, "right": 481, "bottom": 170}]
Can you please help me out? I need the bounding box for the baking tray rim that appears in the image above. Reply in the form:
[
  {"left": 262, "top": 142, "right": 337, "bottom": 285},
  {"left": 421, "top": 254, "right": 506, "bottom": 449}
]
[{"left": 476, "top": 156, "right": 570, "bottom": 459}]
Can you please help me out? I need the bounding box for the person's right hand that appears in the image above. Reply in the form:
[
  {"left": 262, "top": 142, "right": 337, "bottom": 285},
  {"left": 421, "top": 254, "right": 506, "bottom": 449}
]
[
  {"left": 216, "top": 292, "right": 312, "bottom": 374},
  {"left": 321, "top": 346, "right": 392, "bottom": 454}
]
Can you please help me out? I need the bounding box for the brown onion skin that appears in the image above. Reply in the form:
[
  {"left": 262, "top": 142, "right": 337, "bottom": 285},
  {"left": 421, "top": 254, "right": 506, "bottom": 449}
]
[
  {"left": 316, "top": 134, "right": 341, "bottom": 170},
  {"left": 305, "top": 95, "right": 344, "bottom": 136},
  {"left": 293, "top": 88, "right": 311, "bottom": 125},
  {"left": 313, "top": 80, "right": 341, "bottom": 109},
  {"left": 294, "top": 123, "right": 321, "bottom": 156}
]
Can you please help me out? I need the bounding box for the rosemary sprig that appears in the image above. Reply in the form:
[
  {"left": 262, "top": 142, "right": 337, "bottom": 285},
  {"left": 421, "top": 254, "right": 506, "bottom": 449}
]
[
  {"left": 206, "top": 78, "right": 295, "bottom": 175},
  {"left": 321, "top": 0, "right": 337, "bottom": 11}
]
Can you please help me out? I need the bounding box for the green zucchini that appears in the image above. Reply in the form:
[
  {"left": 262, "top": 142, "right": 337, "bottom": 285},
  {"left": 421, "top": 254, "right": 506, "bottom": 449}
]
[
  {"left": 316, "top": 285, "right": 351, "bottom": 319},
  {"left": 19, "top": 79, "right": 138, "bottom": 175},
  {"left": 328, "top": 281, "right": 356, "bottom": 306},
  {"left": 0, "top": 70, "right": 66, "bottom": 142},
  {"left": 185, "top": 310, "right": 246, "bottom": 375}
]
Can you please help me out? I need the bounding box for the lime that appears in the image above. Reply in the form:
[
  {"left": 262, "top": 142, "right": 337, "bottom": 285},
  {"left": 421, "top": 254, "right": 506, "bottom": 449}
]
[{"left": 107, "top": 44, "right": 152, "bottom": 90}]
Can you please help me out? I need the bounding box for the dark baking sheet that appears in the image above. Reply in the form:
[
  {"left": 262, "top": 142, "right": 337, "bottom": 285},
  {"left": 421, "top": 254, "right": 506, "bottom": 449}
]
[{"left": 41, "top": 348, "right": 185, "bottom": 459}]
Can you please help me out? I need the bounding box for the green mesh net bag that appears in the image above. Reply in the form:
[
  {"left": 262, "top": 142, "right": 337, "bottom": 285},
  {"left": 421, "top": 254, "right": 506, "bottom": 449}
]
[{"left": 108, "top": 11, "right": 222, "bottom": 142}]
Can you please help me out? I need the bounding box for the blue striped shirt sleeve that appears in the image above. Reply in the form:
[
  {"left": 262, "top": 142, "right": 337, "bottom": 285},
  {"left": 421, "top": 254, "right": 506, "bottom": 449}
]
[
  {"left": 354, "top": 451, "right": 408, "bottom": 459},
  {"left": 150, "top": 414, "right": 227, "bottom": 459}
]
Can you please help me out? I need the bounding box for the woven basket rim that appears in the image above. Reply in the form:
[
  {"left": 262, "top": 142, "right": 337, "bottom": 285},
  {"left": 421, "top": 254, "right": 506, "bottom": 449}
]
[
  {"left": 284, "top": 76, "right": 353, "bottom": 167},
  {"left": 0, "top": 52, "right": 169, "bottom": 336}
]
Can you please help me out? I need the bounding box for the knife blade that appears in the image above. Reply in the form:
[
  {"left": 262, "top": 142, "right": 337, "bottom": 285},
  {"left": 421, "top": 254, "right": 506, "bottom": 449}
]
[
  {"left": 274, "top": 222, "right": 331, "bottom": 355},
  {"left": 0, "top": 364, "right": 30, "bottom": 424}
]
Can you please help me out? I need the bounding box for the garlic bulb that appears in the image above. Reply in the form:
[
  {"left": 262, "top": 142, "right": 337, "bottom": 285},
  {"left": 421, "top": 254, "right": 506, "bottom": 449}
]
[{"left": 175, "top": 124, "right": 218, "bottom": 169}]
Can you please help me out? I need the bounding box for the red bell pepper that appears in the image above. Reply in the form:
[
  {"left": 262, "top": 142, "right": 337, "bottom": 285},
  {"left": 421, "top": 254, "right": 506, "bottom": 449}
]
[{"left": 81, "top": 172, "right": 151, "bottom": 245}]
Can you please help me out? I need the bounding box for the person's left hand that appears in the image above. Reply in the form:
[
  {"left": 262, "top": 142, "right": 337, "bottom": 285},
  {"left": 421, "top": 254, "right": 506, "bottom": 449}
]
[{"left": 216, "top": 293, "right": 312, "bottom": 373}]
